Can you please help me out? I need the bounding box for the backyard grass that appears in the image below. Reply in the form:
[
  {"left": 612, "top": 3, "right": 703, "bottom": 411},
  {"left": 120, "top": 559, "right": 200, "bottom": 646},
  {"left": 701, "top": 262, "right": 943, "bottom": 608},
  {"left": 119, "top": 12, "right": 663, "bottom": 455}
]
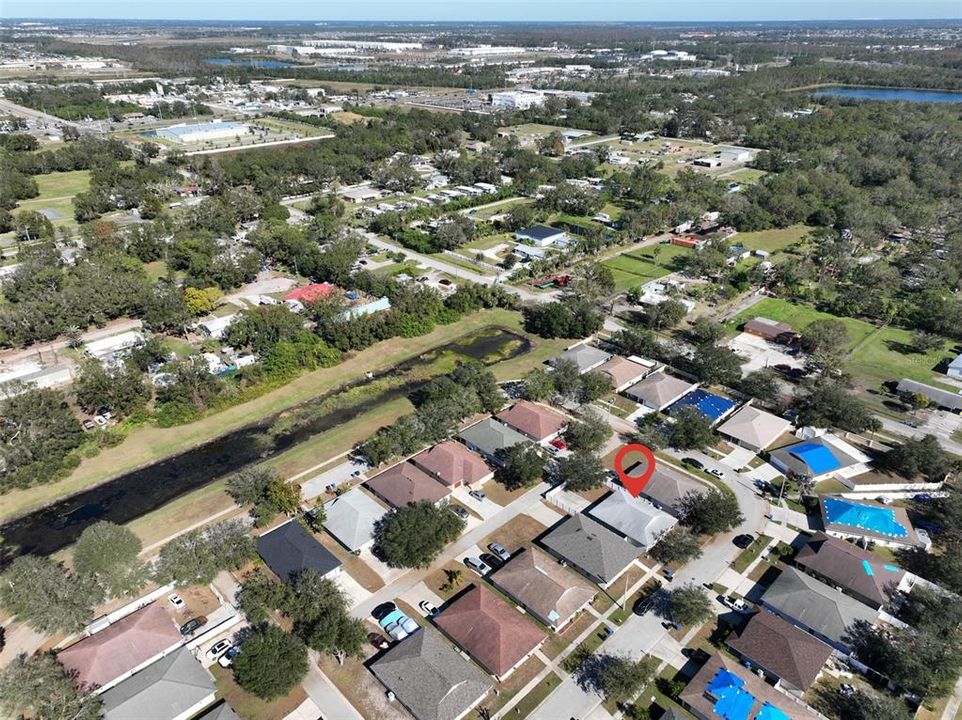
[
  {"left": 723, "top": 167, "right": 769, "bottom": 185},
  {"left": 602, "top": 244, "right": 692, "bottom": 291},
  {"left": 469, "top": 656, "right": 546, "bottom": 720},
  {"left": 210, "top": 664, "right": 307, "bottom": 720},
  {"left": 511, "top": 671, "right": 562, "bottom": 718},
  {"left": 541, "top": 608, "right": 598, "bottom": 660},
  {"left": 733, "top": 224, "right": 810, "bottom": 254},
  {"left": 844, "top": 324, "right": 957, "bottom": 392},
  {"left": 729, "top": 297, "right": 875, "bottom": 350},
  {"left": 0, "top": 309, "right": 537, "bottom": 523},
  {"left": 730, "top": 534, "right": 774, "bottom": 574}
]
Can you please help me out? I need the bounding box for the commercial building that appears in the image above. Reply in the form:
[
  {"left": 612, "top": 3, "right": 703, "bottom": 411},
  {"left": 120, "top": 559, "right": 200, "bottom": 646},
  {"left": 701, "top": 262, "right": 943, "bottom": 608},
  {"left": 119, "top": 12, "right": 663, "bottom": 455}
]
[
  {"left": 515, "top": 224, "right": 569, "bottom": 247},
  {"left": 744, "top": 317, "right": 798, "bottom": 344},
  {"left": 153, "top": 121, "right": 250, "bottom": 144}
]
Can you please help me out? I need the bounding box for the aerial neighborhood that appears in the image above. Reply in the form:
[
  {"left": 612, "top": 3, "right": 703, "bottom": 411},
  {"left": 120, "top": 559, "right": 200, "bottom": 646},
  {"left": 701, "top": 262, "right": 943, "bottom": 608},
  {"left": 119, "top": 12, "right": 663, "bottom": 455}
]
[{"left": 1, "top": 10, "right": 962, "bottom": 720}]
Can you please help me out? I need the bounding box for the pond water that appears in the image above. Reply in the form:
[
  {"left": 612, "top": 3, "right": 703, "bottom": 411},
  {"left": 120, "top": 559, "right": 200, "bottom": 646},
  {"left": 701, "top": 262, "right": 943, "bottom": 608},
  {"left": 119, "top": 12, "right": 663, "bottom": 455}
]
[
  {"left": 205, "top": 57, "right": 300, "bottom": 68},
  {"left": 813, "top": 87, "right": 962, "bottom": 104},
  {"left": 0, "top": 327, "right": 529, "bottom": 557}
]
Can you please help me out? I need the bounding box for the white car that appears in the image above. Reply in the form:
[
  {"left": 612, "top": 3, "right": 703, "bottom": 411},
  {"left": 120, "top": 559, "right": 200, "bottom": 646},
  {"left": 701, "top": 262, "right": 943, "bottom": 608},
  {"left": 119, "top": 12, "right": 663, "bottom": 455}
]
[
  {"left": 218, "top": 645, "right": 240, "bottom": 668},
  {"left": 205, "top": 639, "right": 232, "bottom": 660},
  {"left": 419, "top": 600, "right": 439, "bottom": 616},
  {"left": 709, "top": 468, "right": 725, "bottom": 479},
  {"left": 167, "top": 593, "right": 185, "bottom": 611}
]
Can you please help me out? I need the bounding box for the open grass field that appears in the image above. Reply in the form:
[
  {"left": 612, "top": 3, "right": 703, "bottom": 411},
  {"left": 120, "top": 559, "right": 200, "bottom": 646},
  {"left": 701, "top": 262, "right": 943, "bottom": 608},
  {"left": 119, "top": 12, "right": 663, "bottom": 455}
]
[
  {"left": 602, "top": 244, "right": 691, "bottom": 290},
  {"left": 723, "top": 167, "right": 768, "bottom": 185},
  {"left": 844, "top": 325, "right": 958, "bottom": 392},
  {"left": 729, "top": 298, "right": 875, "bottom": 350},
  {"left": 13, "top": 169, "right": 91, "bottom": 227},
  {"left": 733, "top": 224, "right": 811, "bottom": 254}
]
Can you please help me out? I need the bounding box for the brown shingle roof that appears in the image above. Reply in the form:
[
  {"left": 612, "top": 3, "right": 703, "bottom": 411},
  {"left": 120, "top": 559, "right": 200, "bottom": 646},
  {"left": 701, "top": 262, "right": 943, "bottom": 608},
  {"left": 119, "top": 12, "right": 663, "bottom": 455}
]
[
  {"left": 596, "top": 356, "right": 649, "bottom": 389},
  {"left": 795, "top": 531, "right": 905, "bottom": 608},
  {"left": 58, "top": 602, "right": 182, "bottom": 690},
  {"left": 412, "top": 441, "right": 492, "bottom": 487},
  {"left": 365, "top": 461, "right": 451, "bottom": 508},
  {"left": 490, "top": 547, "right": 596, "bottom": 628},
  {"left": 745, "top": 317, "right": 796, "bottom": 341},
  {"left": 496, "top": 401, "right": 567, "bottom": 441},
  {"left": 727, "top": 611, "right": 832, "bottom": 690},
  {"left": 434, "top": 585, "right": 546, "bottom": 678}
]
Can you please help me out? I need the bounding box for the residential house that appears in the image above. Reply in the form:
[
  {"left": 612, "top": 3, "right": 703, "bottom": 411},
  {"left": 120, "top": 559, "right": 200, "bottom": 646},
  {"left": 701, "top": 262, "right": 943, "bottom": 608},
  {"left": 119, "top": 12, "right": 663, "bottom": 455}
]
[
  {"left": 948, "top": 353, "right": 962, "bottom": 380},
  {"left": 196, "top": 702, "right": 241, "bottom": 720},
  {"left": 540, "top": 514, "right": 640, "bottom": 586},
  {"left": 717, "top": 405, "right": 793, "bottom": 452},
  {"left": 744, "top": 317, "right": 798, "bottom": 344},
  {"left": 434, "top": 585, "right": 547, "bottom": 680},
  {"left": 587, "top": 487, "right": 677, "bottom": 551},
  {"left": 458, "top": 418, "right": 531, "bottom": 465},
  {"left": 679, "top": 652, "right": 822, "bottom": 720},
  {"left": 370, "top": 626, "right": 493, "bottom": 720},
  {"left": 769, "top": 435, "right": 871, "bottom": 484},
  {"left": 490, "top": 547, "right": 596, "bottom": 631},
  {"left": 896, "top": 379, "right": 962, "bottom": 412},
  {"left": 623, "top": 372, "right": 697, "bottom": 411},
  {"left": 84, "top": 330, "right": 145, "bottom": 362},
  {"left": 100, "top": 647, "right": 216, "bottom": 720},
  {"left": 412, "top": 440, "right": 494, "bottom": 488},
  {"left": 760, "top": 566, "right": 879, "bottom": 654},
  {"left": 595, "top": 355, "right": 653, "bottom": 392},
  {"left": 339, "top": 185, "right": 383, "bottom": 204},
  {"left": 638, "top": 465, "right": 708, "bottom": 517},
  {"left": 283, "top": 283, "right": 336, "bottom": 305},
  {"left": 727, "top": 611, "right": 833, "bottom": 694},
  {"left": 322, "top": 487, "right": 387, "bottom": 552},
  {"left": 818, "top": 496, "right": 924, "bottom": 549},
  {"left": 515, "top": 224, "right": 568, "bottom": 247},
  {"left": 366, "top": 461, "right": 451, "bottom": 508},
  {"left": 257, "top": 520, "right": 342, "bottom": 583},
  {"left": 196, "top": 315, "right": 237, "bottom": 340},
  {"left": 496, "top": 400, "right": 568, "bottom": 442},
  {"left": 58, "top": 602, "right": 183, "bottom": 693},
  {"left": 795, "top": 532, "right": 907, "bottom": 610},
  {"left": 549, "top": 345, "right": 611, "bottom": 374}
]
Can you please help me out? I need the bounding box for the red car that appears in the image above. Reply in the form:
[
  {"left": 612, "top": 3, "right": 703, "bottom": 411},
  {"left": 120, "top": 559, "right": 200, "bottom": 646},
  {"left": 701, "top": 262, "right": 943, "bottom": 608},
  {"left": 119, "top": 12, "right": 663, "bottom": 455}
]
[{"left": 549, "top": 438, "right": 567, "bottom": 451}]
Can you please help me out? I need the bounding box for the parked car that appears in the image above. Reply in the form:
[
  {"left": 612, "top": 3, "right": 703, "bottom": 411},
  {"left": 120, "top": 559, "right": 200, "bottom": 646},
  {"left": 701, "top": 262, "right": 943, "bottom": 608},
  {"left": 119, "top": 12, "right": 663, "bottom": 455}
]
[
  {"left": 773, "top": 364, "right": 791, "bottom": 375},
  {"left": 218, "top": 645, "right": 240, "bottom": 668},
  {"left": 449, "top": 504, "right": 469, "bottom": 520},
  {"left": 479, "top": 553, "right": 503, "bottom": 570},
  {"left": 205, "top": 639, "right": 232, "bottom": 660},
  {"left": 682, "top": 457, "right": 704, "bottom": 471},
  {"left": 549, "top": 438, "right": 567, "bottom": 451},
  {"left": 632, "top": 596, "right": 655, "bottom": 616},
  {"left": 464, "top": 557, "right": 489, "bottom": 575},
  {"left": 179, "top": 616, "right": 207, "bottom": 636},
  {"left": 733, "top": 534, "right": 754, "bottom": 549},
  {"left": 439, "top": 278, "right": 452, "bottom": 286},
  {"left": 418, "top": 600, "right": 439, "bottom": 617},
  {"left": 709, "top": 468, "right": 725, "bottom": 479},
  {"left": 368, "top": 632, "right": 390, "bottom": 650},
  {"left": 372, "top": 602, "right": 397, "bottom": 622},
  {"left": 468, "top": 489, "right": 486, "bottom": 502},
  {"left": 82, "top": 419, "right": 96, "bottom": 431},
  {"left": 488, "top": 542, "right": 510, "bottom": 562},
  {"left": 167, "top": 593, "right": 185, "bottom": 611},
  {"left": 839, "top": 684, "right": 856, "bottom": 698}
]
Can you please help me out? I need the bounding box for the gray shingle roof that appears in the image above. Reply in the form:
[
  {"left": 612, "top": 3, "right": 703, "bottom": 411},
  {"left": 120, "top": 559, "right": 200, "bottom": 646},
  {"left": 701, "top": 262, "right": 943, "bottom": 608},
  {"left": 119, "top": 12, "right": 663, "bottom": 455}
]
[
  {"left": 896, "top": 379, "right": 962, "bottom": 411},
  {"left": 370, "top": 627, "right": 493, "bottom": 720},
  {"left": 540, "top": 514, "right": 640, "bottom": 584},
  {"left": 795, "top": 532, "right": 905, "bottom": 609},
  {"left": 550, "top": 345, "right": 611, "bottom": 374},
  {"left": 323, "top": 488, "right": 386, "bottom": 551},
  {"left": 623, "top": 372, "right": 696, "bottom": 409},
  {"left": 761, "top": 566, "right": 878, "bottom": 649},
  {"left": 717, "top": 405, "right": 792, "bottom": 450},
  {"left": 197, "top": 702, "right": 241, "bottom": 720},
  {"left": 101, "top": 647, "right": 215, "bottom": 720},
  {"left": 458, "top": 418, "right": 529, "bottom": 460},
  {"left": 257, "top": 520, "right": 341, "bottom": 582}
]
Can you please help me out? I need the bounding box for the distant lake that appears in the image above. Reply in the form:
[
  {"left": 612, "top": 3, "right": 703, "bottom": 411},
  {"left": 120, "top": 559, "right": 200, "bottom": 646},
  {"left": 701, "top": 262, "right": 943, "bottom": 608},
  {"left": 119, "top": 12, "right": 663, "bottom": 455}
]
[
  {"left": 813, "top": 87, "right": 962, "bottom": 104},
  {"left": 206, "top": 57, "right": 299, "bottom": 68}
]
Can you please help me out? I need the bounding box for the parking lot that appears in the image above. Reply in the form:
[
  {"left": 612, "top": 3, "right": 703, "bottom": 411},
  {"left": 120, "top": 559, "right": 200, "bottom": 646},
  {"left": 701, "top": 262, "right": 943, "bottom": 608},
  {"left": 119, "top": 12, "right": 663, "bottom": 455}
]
[{"left": 728, "top": 332, "right": 804, "bottom": 375}]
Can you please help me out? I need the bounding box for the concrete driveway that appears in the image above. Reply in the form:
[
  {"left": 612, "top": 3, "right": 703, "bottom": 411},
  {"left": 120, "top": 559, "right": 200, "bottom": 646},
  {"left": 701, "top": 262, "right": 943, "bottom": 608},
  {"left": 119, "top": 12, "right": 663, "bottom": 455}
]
[
  {"left": 728, "top": 332, "right": 803, "bottom": 376},
  {"left": 452, "top": 486, "right": 500, "bottom": 520},
  {"left": 300, "top": 458, "right": 370, "bottom": 500}
]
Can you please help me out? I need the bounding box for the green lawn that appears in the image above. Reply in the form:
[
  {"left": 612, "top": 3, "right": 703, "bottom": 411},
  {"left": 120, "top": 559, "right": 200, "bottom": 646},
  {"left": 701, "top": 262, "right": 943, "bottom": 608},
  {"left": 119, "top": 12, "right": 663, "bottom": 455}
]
[
  {"left": 734, "top": 225, "right": 811, "bottom": 254},
  {"left": 602, "top": 244, "right": 692, "bottom": 290},
  {"left": 724, "top": 168, "right": 769, "bottom": 185},
  {"left": 729, "top": 298, "right": 875, "bottom": 350},
  {"left": 14, "top": 169, "right": 92, "bottom": 228},
  {"left": 845, "top": 325, "right": 958, "bottom": 391},
  {"left": 731, "top": 534, "right": 774, "bottom": 574}
]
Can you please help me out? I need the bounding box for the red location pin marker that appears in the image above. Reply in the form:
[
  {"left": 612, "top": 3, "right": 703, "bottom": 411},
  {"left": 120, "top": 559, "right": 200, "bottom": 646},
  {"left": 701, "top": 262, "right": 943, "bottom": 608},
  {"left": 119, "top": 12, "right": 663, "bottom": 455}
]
[{"left": 614, "top": 443, "right": 657, "bottom": 498}]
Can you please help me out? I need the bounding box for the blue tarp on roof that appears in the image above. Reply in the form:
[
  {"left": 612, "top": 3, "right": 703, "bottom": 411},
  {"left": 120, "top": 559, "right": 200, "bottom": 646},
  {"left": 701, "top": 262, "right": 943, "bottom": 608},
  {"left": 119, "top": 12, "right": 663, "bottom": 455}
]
[
  {"left": 756, "top": 703, "right": 789, "bottom": 720},
  {"left": 823, "top": 497, "right": 909, "bottom": 538},
  {"left": 788, "top": 442, "right": 841, "bottom": 474},
  {"left": 707, "top": 668, "right": 755, "bottom": 720},
  {"left": 668, "top": 389, "right": 736, "bottom": 422}
]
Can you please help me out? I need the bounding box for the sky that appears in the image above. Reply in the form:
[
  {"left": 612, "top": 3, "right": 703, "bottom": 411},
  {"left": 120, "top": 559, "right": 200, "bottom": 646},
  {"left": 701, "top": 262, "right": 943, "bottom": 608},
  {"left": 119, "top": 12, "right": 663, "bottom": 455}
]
[{"left": 5, "top": 0, "right": 961, "bottom": 22}]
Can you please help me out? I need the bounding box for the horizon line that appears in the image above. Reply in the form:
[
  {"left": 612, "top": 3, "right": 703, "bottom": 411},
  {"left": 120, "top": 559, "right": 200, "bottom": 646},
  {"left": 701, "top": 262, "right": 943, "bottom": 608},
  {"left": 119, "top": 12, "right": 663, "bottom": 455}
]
[{"left": 4, "top": 16, "right": 961, "bottom": 23}]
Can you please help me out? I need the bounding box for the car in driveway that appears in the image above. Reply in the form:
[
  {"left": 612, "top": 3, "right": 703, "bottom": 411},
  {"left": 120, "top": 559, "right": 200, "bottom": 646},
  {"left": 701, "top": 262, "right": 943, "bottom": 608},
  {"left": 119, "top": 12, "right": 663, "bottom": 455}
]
[
  {"left": 488, "top": 542, "right": 510, "bottom": 562},
  {"left": 479, "top": 553, "right": 503, "bottom": 570},
  {"left": 549, "top": 438, "right": 567, "bottom": 451},
  {"left": 380, "top": 609, "right": 419, "bottom": 641},
  {"left": 205, "top": 639, "right": 232, "bottom": 661},
  {"left": 449, "top": 504, "right": 469, "bottom": 520},
  {"left": 372, "top": 602, "right": 397, "bottom": 622},
  {"left": 733, "top": 534, "right": 755, "bottom": 549},
  {"left": 218, "top": 645, "right": 240, "bottom": 668},
  {"left": 464, "top": 557, "right": 489, "bottom": 575},
  {"left": 418, "top": 600, "right": 439, "bottom": 617},
  {"left": 709, "top": 468, "right": 725, "bottom": 479},
  {"left": 682, "top": 457, "right": 704, "bottom": 471},
  {"left": 632, "top": 595, "right": 655, "bottom": 616},
  {"left": 468, "top": 489, "right": 486, "bottom": 502},
  {"left": 167, "top": 593, "right": 185, "bottom": 611},
  {"left": 179, "top": 616, "right": 207, "bottom": 636}
]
